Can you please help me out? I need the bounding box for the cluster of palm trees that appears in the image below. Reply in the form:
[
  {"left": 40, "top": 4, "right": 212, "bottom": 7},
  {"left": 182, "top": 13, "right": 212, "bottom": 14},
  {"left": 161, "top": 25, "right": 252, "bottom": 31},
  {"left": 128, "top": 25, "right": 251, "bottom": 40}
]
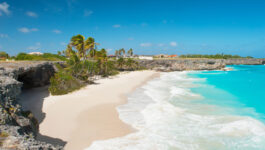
[
  {"left": 61, "top": 34, "right": 100, "bottom": 60},
  {"left": 49, "top": 34, "right": 141, "bottom": 95},
  {"left": 62, "top": 34, "right": 138, "bottom": 72},
  {"left": 62, "top": 34, "right": 140, "bottom": 74},
  {"left": 115, "top": 48, "right": 133, "bottom": 57}
]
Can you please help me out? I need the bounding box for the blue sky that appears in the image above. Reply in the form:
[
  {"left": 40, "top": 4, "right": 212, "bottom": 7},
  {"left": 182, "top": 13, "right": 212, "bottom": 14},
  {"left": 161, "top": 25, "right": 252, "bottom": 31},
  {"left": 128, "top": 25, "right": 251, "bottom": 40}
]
[{"left": 0, "top": 0, "right": 265, "bottom": 57}]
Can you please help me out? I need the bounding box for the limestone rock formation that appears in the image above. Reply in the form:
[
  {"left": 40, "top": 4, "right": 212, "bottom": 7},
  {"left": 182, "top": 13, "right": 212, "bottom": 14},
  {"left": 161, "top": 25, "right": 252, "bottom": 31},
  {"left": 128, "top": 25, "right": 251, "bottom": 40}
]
[
  {"left": 0, "top": 61, "right": 63, "bottom": 150},
  {"left": 137, "top": 58, "right": 265, "bottom": 72},
  {"left": 137, "top": 59, "right": 226, "bottom": 71}
]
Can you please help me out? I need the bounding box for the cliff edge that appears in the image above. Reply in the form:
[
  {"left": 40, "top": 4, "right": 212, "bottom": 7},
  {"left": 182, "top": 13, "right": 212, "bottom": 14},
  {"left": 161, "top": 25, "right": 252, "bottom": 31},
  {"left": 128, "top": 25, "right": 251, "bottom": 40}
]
[{"left": 0, "top": 61, "right": 63, "bottom": 150}]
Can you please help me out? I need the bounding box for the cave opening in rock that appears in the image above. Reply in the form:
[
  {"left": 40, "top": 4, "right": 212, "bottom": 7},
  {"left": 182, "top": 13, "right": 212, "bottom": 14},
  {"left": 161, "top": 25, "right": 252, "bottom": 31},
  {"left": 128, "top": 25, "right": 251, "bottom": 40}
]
[
  {"left": 16, "top": 64, "right": 66, "bottom": 146},
  {"left": 17, "top": 66, "right": 55, "bottom": 89}
]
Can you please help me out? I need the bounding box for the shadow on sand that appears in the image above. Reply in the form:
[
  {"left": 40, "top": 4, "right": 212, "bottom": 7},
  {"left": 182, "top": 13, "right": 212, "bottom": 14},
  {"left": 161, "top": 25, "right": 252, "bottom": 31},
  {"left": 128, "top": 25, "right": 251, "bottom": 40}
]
[{"left": 18, "top": 86, "right": 67, "bottom": 147}]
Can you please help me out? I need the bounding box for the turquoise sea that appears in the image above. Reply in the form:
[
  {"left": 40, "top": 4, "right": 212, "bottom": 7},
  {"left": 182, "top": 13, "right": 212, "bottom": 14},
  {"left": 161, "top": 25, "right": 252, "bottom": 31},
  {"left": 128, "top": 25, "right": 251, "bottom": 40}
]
[
  {"left": 190, "top": 65, "right": 265, "bottom": 122},
  {"left": 87, "top": 65, "right": 265, "bottom": 150}
]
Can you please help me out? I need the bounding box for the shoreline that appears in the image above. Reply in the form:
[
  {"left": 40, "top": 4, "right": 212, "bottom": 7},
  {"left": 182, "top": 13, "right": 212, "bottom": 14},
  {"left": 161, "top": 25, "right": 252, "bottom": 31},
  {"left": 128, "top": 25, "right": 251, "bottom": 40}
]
[
  {"left": 20, "top": 70, "right": 159, "bottom": 150},
  {"left": 86, "top": 68, "right": 265, "bottom": 150},
  {"left": 64, "top": 71, "right": 159, "bottom": 149}
]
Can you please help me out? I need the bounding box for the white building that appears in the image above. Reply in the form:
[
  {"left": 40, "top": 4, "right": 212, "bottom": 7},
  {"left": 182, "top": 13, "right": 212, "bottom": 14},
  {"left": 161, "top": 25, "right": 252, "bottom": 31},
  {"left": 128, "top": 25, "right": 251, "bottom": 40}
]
[
  {"left": 138, "top": 55, "right": 153, "bottom": 60},
  {"left": 28, "top": 52, "right": 43, "bottom": 55}
]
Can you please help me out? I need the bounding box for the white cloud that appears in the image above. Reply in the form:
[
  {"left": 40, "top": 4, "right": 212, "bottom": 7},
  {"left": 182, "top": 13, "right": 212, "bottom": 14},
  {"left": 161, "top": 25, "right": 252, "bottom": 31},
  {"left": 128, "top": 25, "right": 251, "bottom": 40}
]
[
  {"left": 0, "top": 2, "right": 10, "bottom": 16},
  {"left": 31, "top": 28, "right": 38, "bottom": 31},
  {"left": 52, "top": 29, "right": 62, "bottom": 34},
  {"left": 113, "top": 24, "right": 121, "bottom": 28},
  {"left": 170, "top": 41, "right": 177, "bottom": 47},
  {"left": 140, "top": 43, "right": 152, "bottom": 47},
  {"left": 27, "top": 42, "right": 41, "bottom": 51},
  {"left": 158, "top": 43, "right": 164, "bottom": 47},
  {"left": 26, "top": 11, "right": 38, "bottom": 18},
  {"left": 18, "top": 28, "right": 30, "bottom": 33},
  {"left": 84, "top": 10, "right": 93, "bottom": 16},
  {"left": 18, "top": 27, "right": 39, "bottom": 33},
  {"left": 0, "top": 33, "right": 8, "bottom": 38}
]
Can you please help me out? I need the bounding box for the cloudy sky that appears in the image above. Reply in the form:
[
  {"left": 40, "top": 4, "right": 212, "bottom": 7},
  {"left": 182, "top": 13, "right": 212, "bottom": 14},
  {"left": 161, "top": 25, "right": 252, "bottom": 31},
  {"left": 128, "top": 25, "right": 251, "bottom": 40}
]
[{"left": 0, "top": 0, "right": 265, "bottom": 57}]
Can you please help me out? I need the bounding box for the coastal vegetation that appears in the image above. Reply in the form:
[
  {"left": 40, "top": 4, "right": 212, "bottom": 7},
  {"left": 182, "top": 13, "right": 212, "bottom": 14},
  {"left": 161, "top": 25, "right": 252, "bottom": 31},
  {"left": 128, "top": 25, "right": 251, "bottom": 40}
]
[
  {"left": 179, "top": 54, "right": 253, "bottom": 59},
  {"left": 0, "top": 51, "right": 9, "bottom": 60},
  {"left": 15, "top": 53, "right": 66, "bottom": 61},
  {"left": 0, "top": 131, "right": 9, "bottom": 146},
  {"left": 49, "top": 34, "right": 140, "bottom": 95}
]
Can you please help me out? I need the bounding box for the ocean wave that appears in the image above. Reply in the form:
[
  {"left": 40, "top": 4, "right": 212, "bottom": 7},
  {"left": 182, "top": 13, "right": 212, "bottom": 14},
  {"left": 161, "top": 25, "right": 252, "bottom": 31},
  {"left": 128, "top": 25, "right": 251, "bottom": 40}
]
[{"left": 86, "top": 71, "right": 265, "bottom": 150}]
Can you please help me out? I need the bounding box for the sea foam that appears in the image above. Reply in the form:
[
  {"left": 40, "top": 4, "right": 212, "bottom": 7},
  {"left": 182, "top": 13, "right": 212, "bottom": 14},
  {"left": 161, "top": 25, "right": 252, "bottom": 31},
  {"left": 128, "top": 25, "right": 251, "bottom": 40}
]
[{"left": 86, "top": 71, "right": 265, "bottom": 150}]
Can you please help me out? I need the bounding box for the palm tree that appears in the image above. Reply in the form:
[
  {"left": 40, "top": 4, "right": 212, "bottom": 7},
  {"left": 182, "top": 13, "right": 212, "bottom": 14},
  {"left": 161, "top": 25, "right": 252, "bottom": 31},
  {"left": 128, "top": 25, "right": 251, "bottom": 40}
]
[
  {"left": 127, "top": 48, "right": 133, "bottom": 57},
  {"left": 71, "top": 34, "right": 86, "bottom": 59},
  {"left": 97, "top": 48, "right": 108, "bottom": 75},
  {"left": 119, "top": 48, "right": 125, "bottom": 57},
  {"left": 115, "top": 50, "right": 119, "bottom": 57},
  {"left": 71, "top": 35, "right": 99, "bottom": 60},
  {"left": 64, "top": 44, "right": 75, "bottom": 58},
  {"left": 86, "top": 37, "right": 99, "bottom": 58},
  {"left": 100, "top": 48, "right": 107, "bottom": 58}
]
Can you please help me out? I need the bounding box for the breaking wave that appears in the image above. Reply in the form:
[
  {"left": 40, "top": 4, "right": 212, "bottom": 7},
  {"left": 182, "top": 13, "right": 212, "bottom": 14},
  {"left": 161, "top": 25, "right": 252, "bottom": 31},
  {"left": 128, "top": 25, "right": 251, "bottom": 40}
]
[{"left": 86, "top": 71, "right": 265, "bottom": 150}]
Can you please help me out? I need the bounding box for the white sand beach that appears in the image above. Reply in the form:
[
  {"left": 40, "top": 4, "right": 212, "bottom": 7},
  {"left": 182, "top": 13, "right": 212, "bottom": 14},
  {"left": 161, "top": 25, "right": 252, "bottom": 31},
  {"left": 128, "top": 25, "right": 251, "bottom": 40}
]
[{"left": 19, "top": 70, "right": 159, "bottom": 150}]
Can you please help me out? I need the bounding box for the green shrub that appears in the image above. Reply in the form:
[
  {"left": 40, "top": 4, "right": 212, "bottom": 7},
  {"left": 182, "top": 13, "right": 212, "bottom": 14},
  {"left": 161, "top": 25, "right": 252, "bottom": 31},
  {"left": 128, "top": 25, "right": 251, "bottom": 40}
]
[
  {"left": 15, "top": 53, "right": 66, "bottom": 61},
  {"left": 48, "top": 70, "right": 85, "bottom": 95},
  {"left": 0, "top": 51, "right": 9, "bottom": 59}
]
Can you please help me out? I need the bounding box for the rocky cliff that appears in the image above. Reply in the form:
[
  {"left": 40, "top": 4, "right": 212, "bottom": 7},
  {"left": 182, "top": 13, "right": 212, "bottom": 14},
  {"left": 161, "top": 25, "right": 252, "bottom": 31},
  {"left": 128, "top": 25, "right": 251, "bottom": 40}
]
[
  {"left": 0, "top": 59, "right": 264, "bottom": 149},
  {"left": 137, "top": 58, "right": 265, "bottom": 71},
  {"left": 224, "top": 58, "right": 265, "bottom": 65},
  {"left": 0, "top": 61, "right": 62, "bottom": 150},
  {"left": 137, "top": 59, "right": 226, "bottom": 71}
]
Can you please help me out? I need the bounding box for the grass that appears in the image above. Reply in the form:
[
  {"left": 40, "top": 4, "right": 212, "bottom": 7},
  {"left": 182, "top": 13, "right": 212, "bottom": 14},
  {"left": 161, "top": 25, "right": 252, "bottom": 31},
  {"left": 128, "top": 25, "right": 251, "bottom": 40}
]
[
  {"left": 0, "top": 131, "right": 9, "bottom": 146},
  {"left": 0, "top": 132, "right": 8, "bottom": 138}
]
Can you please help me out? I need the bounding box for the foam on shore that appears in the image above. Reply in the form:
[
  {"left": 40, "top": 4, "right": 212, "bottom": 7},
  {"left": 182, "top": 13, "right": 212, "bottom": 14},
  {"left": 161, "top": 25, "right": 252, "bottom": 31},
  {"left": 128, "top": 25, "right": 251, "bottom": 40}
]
[
  {"left": 20, "top": 70, "right": 159, "bottom": 150},
  {"left": 86, "top": 71, "right": 265, "bottom": 150}
]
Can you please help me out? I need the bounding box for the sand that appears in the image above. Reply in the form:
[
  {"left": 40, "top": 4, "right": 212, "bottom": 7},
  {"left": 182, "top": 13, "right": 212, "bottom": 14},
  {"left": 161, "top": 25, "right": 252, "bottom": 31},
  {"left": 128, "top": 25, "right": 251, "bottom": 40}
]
[{"left": 19, "top": 70, "right": 159, "bottom": 150}]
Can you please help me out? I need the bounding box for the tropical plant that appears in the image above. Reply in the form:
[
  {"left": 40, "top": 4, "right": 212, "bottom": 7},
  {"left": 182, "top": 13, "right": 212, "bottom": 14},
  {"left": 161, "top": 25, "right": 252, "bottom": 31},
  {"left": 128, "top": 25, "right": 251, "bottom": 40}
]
[
  {"left": 71, "top": 35, "right": 98, "bottom": 59},
  {"left": 63, "top": 44, "right": 75, "bottom": 58},
  {"left": 127, "top": 48, "right": 133, "bottom": 57},
  {"left": 119, "top": 48, "right": 125, "bottom": 57},
  {"left": 15, "top": 53, "right": 66, "bottom": 61},
  {"left": 126, "top": 58, "right": 135, "bottom": 70},
  {"left": 49, "top": 64, "right": 85, "bottom": 95},
  {"left": 71, "top": 34, "right": 86, "bottom": 59},
  {"left": 115, "top": 50, "right": 119, "bottom": 57},
  {"left": 0, "top": 51, "right": 9, "bottom": 59},
  {"left": 86, "top": 37, "right": 99, "bottom": 58},
  {"left": 101, "top": 48, "right": 107, "bottom": 57},
  {"left": 49, "top": 35, "right": 141, "bottom": 95},
  {"left": 117, "top": 57, "right": 125, "bottom": 69}
]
